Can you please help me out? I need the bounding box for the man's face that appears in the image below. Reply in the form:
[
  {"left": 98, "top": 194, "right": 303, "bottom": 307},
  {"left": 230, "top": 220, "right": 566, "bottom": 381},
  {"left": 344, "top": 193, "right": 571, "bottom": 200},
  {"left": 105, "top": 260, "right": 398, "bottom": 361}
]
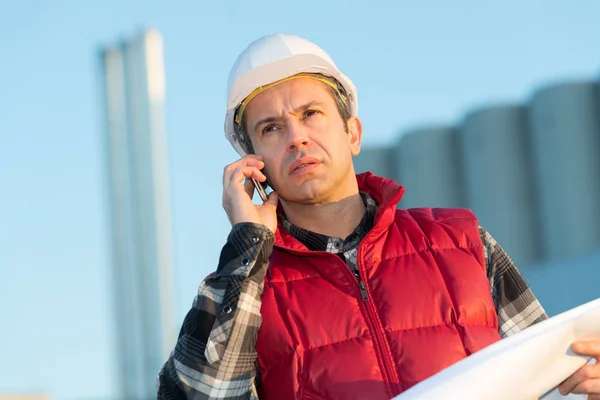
[{"left": 244, "top": 77, "right": 362, "bottom": 204}]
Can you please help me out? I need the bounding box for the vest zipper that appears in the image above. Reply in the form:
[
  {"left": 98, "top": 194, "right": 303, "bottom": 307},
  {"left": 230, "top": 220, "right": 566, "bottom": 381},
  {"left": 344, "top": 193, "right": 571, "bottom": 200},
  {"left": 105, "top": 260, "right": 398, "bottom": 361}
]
[
  {"left": 355, "top": 257, "right": 401, "bottom": 398},
  {"left": 361, "top": 294, "right": 398, "bottom": 396},
  {"left": 353, "top": 270, "right": 369, "bottom": 301},
  {"left": 279, "top": 248, "right": 399, "bottom": 394}
]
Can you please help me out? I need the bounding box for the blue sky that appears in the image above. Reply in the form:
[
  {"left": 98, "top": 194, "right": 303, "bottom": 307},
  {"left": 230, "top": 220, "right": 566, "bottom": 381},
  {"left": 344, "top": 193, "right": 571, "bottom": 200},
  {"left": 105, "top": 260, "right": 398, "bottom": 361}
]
[{"left": 1, "top": 1, "right": 599, "bottom": 399}]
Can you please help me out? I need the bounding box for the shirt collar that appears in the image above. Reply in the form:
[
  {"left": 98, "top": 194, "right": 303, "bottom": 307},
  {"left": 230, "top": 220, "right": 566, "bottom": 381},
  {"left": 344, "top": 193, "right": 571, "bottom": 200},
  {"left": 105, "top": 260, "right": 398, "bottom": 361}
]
[{"left": 281, "top": 192, "right": 378, "bottom": 252}]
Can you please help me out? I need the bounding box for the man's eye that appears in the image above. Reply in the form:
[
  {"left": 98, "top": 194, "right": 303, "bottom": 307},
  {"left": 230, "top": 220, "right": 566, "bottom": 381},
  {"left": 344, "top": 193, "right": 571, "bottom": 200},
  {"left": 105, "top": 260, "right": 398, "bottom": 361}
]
[
  {"left": 303, "top": 110, "right": 318, "bottom": 119},
  {"left": 262, "top": 125, "right": 277, "bottom": 134}
]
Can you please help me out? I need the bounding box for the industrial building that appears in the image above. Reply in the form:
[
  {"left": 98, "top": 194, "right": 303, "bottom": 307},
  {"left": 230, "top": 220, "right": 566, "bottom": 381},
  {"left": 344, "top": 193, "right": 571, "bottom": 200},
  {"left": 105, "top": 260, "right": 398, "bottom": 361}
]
[
  {"left": 354, "top": 80, "right": 600, "bottom": 316},
  {"left": 99, "top": 29, "right": 176, "bottom": 399}
]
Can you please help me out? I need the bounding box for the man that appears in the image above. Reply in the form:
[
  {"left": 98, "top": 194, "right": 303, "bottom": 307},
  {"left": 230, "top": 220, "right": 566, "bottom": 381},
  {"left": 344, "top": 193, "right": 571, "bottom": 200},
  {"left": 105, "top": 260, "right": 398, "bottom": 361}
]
[{"left": 158, "top": 34, "right": 600, "bottom": 399}]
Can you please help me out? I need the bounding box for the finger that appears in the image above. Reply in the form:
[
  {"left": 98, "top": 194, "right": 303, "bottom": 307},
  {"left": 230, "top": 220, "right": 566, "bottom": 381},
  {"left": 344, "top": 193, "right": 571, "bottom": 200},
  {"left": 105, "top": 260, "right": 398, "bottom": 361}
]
[
  {"left": 570, "top": 378, "right": 600, "bottom": 395},
  {"left": 263, "top": 191, "right": 279, "bottom": 207},
  {"left": 223, "top": 158, "right": 265, "bottom": 184},
  {"left": 572, "top": 340, "right": 600, "bottom": 357},
  {"left": 227, "top": 167, "right": 267, "bottom": 188},
  {"left": 237, "top": 155, "right": 265, "bottom": 172},
  {"left": 560, "top": 365, "right": 600, "bottom": 395},
  {"left": 223, "top": 161, "right": 264, "bottom": 184}
]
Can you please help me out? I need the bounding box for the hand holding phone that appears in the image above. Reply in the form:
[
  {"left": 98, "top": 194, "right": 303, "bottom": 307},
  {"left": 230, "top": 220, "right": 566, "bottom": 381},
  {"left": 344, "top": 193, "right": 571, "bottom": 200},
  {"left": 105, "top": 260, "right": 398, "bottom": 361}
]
[{"left": 222, "top": 155, "right": 278, "bottom": 233}]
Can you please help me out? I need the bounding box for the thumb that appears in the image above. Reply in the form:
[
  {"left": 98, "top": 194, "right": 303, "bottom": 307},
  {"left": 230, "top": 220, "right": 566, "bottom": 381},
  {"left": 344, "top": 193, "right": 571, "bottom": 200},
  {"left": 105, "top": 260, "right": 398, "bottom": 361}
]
[{"left": 263, "top": 191, "right": 279, "bottom": 207}]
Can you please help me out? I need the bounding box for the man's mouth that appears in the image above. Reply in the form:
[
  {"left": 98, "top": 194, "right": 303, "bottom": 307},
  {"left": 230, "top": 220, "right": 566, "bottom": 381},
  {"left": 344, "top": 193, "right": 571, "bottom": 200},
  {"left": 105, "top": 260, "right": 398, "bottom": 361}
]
[{"left": 289, "top": 157, "right": 321, "bottom": 174}]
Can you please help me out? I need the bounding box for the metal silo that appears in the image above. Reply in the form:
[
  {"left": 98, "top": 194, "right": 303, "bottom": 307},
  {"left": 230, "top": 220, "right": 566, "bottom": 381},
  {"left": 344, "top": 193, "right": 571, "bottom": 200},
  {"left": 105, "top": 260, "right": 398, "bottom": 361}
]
[
  {"left": 459, "top": 105, "right": 541, "bottom": 266},
  {"left": 353, "top": 146, "right": 396, "bottom": 179},
  {"left": 529, "top": 81, "right": 600, "bottom": 260},
  {"left": 396, "top": 126, "right": 466, "bottom": 209}
]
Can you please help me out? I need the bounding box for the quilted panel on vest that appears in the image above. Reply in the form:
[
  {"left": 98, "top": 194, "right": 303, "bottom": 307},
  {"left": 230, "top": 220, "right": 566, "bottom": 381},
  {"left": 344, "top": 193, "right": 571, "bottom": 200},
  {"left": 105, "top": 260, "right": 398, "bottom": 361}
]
[{"left": 257, "top": 207, "right": 501, "bottom": 399}]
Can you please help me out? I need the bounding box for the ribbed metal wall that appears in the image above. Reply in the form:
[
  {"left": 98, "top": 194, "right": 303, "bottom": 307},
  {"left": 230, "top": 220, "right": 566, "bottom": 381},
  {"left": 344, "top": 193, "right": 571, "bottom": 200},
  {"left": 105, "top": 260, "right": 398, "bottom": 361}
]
[
  {"left": 353, "top": 146, "right": 396, "bottom": 179},
  {"left": 459, "top": 105, "right": 541, "bottom": 266},
  {"left": 396, "top": 127, "right": 466, "bottom": 209},
  {"left": 529, "top": 81, "right": 600, "bottom": 260}
]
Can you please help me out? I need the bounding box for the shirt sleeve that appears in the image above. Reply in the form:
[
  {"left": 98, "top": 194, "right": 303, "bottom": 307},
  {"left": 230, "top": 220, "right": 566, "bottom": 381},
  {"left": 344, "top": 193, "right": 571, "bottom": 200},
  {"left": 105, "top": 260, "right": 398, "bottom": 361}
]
[
  {"left": 157, "top": 223, "right": 274, "bottom": 399},
  {"left": 479, "top": 226, "right": 548, "bottom": 338}
]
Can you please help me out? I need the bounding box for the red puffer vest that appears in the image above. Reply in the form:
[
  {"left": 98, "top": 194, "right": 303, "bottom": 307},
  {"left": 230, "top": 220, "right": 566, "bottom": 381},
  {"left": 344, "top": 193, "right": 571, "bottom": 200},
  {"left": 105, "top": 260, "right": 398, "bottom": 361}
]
[{"left": 256, "top": 173, "right": 501, "bottom": 400}]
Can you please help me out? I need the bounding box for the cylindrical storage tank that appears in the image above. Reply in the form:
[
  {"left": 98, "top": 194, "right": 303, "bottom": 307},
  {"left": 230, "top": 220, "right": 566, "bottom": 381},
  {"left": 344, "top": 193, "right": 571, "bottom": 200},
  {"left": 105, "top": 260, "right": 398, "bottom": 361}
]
[
  {"left": 353, "top": 146, "right": 396, "bottom": 180},
  {"left": 529, "top": 81, "right": 600, "bottom": 260},
  {"left": 396, "top": 126, "right": 466, "bottom": 209},
  {"left": 460, "top": 105, "right": 541, "bottom": 266}
]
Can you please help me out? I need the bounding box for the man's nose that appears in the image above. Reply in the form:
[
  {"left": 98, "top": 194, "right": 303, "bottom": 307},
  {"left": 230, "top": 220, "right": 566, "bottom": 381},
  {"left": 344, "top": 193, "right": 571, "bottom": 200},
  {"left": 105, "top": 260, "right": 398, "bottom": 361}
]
[{"left": 286, "top": 119, "right": 310, "bottom": 152}]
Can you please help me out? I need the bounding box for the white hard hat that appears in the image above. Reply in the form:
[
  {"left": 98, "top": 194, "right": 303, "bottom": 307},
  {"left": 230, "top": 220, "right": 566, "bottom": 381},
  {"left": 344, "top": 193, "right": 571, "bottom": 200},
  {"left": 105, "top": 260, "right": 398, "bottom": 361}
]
[{"left": 224, "top": 33, "right": 359, "bottom": 156}]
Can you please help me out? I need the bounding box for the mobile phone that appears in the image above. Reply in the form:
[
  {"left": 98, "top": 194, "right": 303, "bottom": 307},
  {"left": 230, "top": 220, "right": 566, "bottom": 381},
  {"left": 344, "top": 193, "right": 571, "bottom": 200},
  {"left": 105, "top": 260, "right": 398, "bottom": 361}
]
[{"left": 251, "top": 177, "right": 269, "bottom": 202}]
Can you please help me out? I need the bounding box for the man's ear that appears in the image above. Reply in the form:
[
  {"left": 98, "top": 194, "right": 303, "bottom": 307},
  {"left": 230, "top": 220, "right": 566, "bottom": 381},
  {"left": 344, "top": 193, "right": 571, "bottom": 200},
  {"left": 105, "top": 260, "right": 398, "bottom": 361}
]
[{"left": 347, "top": 116, "right": 363, "bottom": 156}]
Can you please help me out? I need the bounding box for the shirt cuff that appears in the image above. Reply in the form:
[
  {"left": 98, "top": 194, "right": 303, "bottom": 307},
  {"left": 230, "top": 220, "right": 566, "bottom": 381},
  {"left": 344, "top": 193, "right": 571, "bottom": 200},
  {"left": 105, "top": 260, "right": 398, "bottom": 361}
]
[{"left": 216, "top": 222, "right": 275, "bottom": 278}]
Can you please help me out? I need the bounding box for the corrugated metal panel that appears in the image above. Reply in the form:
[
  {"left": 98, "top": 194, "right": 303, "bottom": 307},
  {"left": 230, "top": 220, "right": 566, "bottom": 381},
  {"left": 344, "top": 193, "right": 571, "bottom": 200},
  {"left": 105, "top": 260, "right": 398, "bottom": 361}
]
[
  {"left": 460, "top": 105, "right": 541, "bottom": 266},
  {"left": 353, "top": 146, "right": 396, "bottom": 179},
  {"left": 397, "top": 127, "right": 466, "bottom": 209},
  {"left": 529, "top": 81, "right": 600, "bottom": 260}
]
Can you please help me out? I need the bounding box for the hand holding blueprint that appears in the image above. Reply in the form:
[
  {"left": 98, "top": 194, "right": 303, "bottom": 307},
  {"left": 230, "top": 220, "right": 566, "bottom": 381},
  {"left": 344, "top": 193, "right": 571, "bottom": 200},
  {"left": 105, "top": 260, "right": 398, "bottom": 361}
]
[{"left": 395, "top": 298, "right": 600, "bottom": 400}]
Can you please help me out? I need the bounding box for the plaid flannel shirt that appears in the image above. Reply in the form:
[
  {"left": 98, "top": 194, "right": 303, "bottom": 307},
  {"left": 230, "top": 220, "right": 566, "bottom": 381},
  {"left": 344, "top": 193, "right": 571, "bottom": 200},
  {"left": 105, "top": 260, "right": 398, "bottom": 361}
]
[{"left": 157, "top": 193, "right": 547, "bottom": 399}]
